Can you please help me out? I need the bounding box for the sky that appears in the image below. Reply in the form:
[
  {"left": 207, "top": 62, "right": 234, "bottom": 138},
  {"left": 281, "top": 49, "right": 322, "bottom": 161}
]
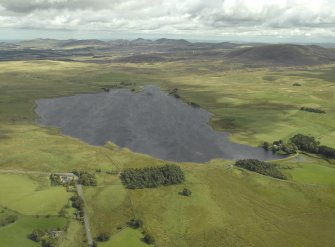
[{"left": 0, "top": 0, "right": 335, "bottom": 42}]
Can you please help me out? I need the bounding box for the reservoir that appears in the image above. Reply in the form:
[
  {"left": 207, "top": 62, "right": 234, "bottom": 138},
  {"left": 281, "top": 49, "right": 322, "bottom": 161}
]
[{"left": 35, "top": 86, "right": 285, "bottom": 163}]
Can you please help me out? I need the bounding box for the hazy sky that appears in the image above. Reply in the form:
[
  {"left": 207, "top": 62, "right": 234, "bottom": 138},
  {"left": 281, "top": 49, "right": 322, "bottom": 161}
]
[{"left": 1, "top": 0, "right": 335, "bottom": 42}]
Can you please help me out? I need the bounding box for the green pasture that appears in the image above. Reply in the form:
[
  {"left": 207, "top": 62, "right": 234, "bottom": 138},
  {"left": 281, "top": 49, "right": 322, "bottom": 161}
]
[
  {"left": 84, "top": 174, "right": 132, "bottom": 237},
  {"left": 99, "top": 228, "right": 151, "bottom": 247},
  {"left": 58, "top": 220, "right": 86, "bottom": 247},
  {"left": 0, "top": 215, "right": 67, "bottom": 247},
  {"left": 277, "top": 154, "right": 335, "bottom": 185},
  {"left": 0, "top": 173, "right": 72, "bottom": 215}
]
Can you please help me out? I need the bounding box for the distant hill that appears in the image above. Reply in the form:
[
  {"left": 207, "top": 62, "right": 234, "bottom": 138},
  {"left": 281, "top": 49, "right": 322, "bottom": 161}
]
[
  {"left": 225, "top": 44, "right": 335, "bottom": 66},
  {"left": 131, "top": 38, "right": 153, "bottom": 45},
  {"left": 154, "top": 38, "right": 190, "bottom": 46},
  {"left": 113, "top": 54, "right": 168, "bottom": 63},
  {"left": 9, "top": 39, "right": 335, "bottom": 66},
  {"left": 0, "top": 42, "right": 18, "bottom": 50},
  {"left": 60, "top": 39, "right": 108, "bottom": 49},
  {"left": 18, "top": 39, "right": 109, "bottom": 49},
  {"left": 191, "top": 42, "right": 240, "bottom": 50},
  {"left": 18, "top": 39, "right": 66, "bottom": 49}
]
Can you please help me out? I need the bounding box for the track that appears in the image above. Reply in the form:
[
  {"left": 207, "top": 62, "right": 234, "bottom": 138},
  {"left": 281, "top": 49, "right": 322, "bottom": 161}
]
[{"left": 76, "top": 184, "right": 94, "bottom": 246}]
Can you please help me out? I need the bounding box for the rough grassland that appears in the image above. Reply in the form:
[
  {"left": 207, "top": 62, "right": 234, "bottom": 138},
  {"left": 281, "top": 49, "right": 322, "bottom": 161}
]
[
  {"left": 85, "top": 164, "right": 335, "bottom": 247},
  {"left": 0, "top": 61, "right": 334, "bottom": 169},
  {"left": 0, "top": 60, "right": 334, "bottom": 246}
]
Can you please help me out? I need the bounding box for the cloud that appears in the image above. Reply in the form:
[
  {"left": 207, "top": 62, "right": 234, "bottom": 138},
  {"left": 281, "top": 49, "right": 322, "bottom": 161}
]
[
  {"left": 0, "top": 0, "right": 114, "bottom": 13},
  {"left": 0, "top": 0, "right": 335, "bottom": 39}
]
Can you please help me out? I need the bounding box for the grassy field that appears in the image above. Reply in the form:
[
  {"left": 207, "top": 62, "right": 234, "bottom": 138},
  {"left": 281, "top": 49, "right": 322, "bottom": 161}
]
[
  {"left": 0, "top": 213, "right": 67, "bottom": 247},
  {"left": 58, "top": 220, "right": 86, "bottom": 247},
  {"left": 0, "top": 173, "right": 83, "bottom": 247},
  {"left": 0, "top": 173, "right": 71, "bottom": 215},
  {"left": 277, "top": 154, "right": 335, "bottom": 185},
  {"left": 0, "top": 59, "right": 334, "bottom": 246}
]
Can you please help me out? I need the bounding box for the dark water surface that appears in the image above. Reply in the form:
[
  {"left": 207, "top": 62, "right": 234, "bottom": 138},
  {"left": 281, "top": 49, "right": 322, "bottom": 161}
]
[{"left": 35, "top": 86, "right": 285, "bottom": 163}]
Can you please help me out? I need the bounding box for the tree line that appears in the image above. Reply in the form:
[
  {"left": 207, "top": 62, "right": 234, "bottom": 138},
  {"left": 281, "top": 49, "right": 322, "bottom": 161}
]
[
  {"left": 120, "top": 164, "right": 185, "bottom": 189},
  {"left": 300, "top": 107, "right": 326, "bottom": 114},
  {"left": 263, "top": 134, "right": 335, "bottom": 159},
  {"left": 70, "top": 194, "right": 85, "bottom": 218},
  {"left": 262, "top": 139, "right": 298, "bottom": 154},
  {"left": 290, "top": 134, "right": 335, "bottom": 158},
  {"left": 235, "top": 159, "right": 287, "bottom": 180},
  {"left": 28, "top": 228, "right": 63, "bottom": 247},
  {"left": 72, "top": 170, "right": 97, "bottom": 186}
]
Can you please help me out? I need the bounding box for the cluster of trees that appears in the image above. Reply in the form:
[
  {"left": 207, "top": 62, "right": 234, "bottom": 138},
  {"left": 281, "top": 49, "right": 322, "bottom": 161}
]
[
  {"left": 70, "top": 195, "right": 84, "bottom": 218},
  {"left": 235, "top": 159, "right": 287, "bottom": 180},
  {"left": 290, "top": 134, "right": 335, "bottom": 158},
  {"left": 263, "top": 140, "right": 298, "bottom": 154},
  {"left": 290, "top": 134, "right": 320, "bottom": 153},
  {"left": 300, "top": 107, "right": 326, "bottom": 114},
  {"left": 72, "top": 170, "right": 97, "bottom": 186},
  {"left": 263, "top": 134, "right": 335, "bottom": 159},
  {"left": 0, "top": 215, "right": 18, "bottom": 227},
  {"left": 28, "top": 229, "right": 61, "bottom": 247},
  {"left": 120, "top": 165, "right": 185, "bottom": 189}
]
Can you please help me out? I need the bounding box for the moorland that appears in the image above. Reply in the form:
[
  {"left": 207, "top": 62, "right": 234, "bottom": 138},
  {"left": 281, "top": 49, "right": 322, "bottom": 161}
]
[{"left": 0, "top": 38, "right": 335, "bottom": 247}]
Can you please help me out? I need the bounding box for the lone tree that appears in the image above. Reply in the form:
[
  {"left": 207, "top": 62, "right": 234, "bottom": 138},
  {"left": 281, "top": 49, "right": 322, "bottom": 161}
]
[
  {"left": 180, "top": 188, "right": 192, "bottom": 196},
  {"left": 127, "top": 218, "right": 143, "bottom": 229},
  {"left": 143, "top": 233, "right": 155, "bottom": 244},
  {"left": 96, "top": 232, "right": 111, "bottom": 242}
]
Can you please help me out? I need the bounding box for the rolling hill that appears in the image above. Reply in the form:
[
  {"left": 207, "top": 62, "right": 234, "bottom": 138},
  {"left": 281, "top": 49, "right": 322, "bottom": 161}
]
[{"left": 225, "top": 44, "right": 335, "bottom": 66}]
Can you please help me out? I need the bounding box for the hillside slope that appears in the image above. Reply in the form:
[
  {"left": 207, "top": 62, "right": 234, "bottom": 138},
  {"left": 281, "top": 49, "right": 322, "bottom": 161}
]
[{"left": 225, "top": 44, "right": 335, "bottom": 66}]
